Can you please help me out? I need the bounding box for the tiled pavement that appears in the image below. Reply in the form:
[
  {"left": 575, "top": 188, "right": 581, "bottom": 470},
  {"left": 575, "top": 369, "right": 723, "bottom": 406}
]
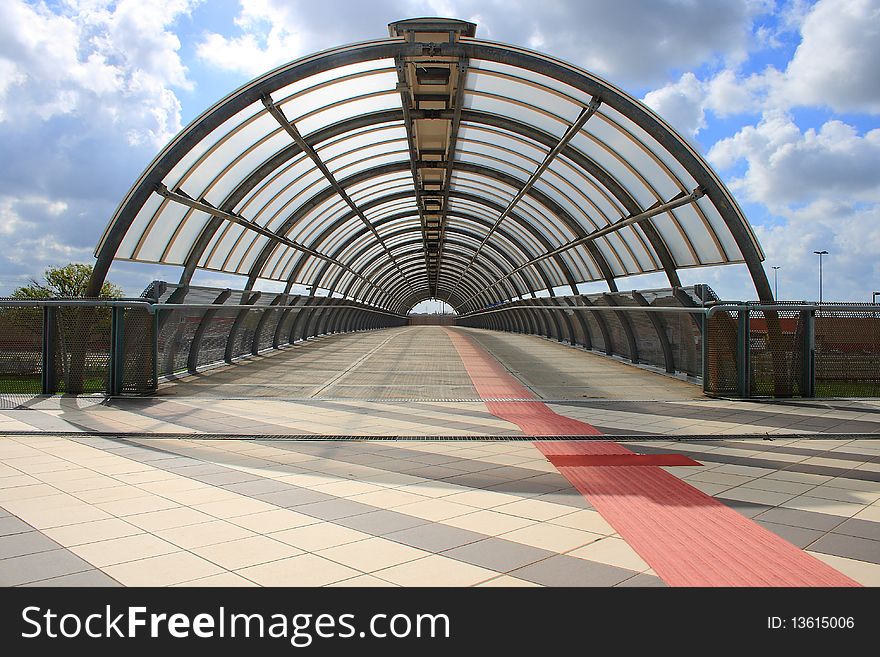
[
  {"left": 1, "top": 434, "right": 878, "bottom": 587},
  {"left": 1, "top": 326, "right": 879, "bottom": 586}
]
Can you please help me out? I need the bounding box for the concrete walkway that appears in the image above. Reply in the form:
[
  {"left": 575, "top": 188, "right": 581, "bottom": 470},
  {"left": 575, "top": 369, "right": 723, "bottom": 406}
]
[{"left": 1, "top": 326, "right": 879, "bottom": 436}]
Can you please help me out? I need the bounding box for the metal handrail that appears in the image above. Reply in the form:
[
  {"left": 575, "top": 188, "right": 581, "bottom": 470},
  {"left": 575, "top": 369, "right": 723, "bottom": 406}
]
[
  {"left": 460, "top": 302, "right": 880, "bottom": 319},
  {"left": 0, "top": 299, "right": 404, "bottom": 318}
]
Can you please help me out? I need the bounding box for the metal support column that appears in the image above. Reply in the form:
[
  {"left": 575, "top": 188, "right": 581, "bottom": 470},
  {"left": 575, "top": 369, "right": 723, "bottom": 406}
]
[
  {"left": 109, "top": 306, "right": 125, "bottom": 396},
  {"left": 41, "top": 306, "right": 57, "bottom": 394},
  {"left": 737, "top": 306, "right": 750, "bottom": 398},
  {"left": 801, "top": 308, "right": 816, "bottom": 398}
]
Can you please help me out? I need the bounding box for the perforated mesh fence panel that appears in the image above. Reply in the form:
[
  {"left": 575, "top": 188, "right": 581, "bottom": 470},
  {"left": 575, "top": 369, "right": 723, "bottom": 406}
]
[
  {"left": 121, "top": 307, "right": 156, "bottom": 394},
  {"left": 0, "top": 306, "right": 43, "bottom": 394},
  {"left": 702, "top": 309, "right": 739, "bottom": 396},
  {"left": 458, "top": 287, "right": 707, "bottom": 380},
  {"left": 815, "top": 307, "right": 880, "bottom": 397},
  {"left": 53, "top": 306, "right": 112, "bottom": 394},
  {"left": 748, "top": 308, "right": 804, "bottom": 398}
]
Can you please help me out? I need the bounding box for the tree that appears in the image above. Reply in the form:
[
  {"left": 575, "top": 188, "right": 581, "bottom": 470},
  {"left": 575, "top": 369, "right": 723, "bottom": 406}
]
[{"left": 12, "top": 263, "right": 123, "bottom": 299}]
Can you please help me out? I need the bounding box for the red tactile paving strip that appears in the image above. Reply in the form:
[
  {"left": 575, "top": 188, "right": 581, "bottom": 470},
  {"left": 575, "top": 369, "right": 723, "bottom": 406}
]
[
  {"left": 443, "top": 329, "right": 601, "bottom": 436},
  {"left": 445, "top": 329, "right": 858, "bottom": 586},
  {"left": 544, "top": 453, "right": 702, "bottom": 467},
  {"left": 536, "top": 441, "right": 860, "bottom": 587}
]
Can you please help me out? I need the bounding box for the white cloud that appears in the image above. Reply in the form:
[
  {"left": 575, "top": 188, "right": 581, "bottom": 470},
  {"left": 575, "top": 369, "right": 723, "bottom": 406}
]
[
  {"left": 197, "top": 0, "right": 767, "bottom": 85},
  {"left": 642, "top": 69, "right": 764, "bottom": 138},
  {"left": 709, "top": 112, "right": 880, "bottom": 209},
  {"left": 775, "top": 0, "right": 880, "bottom": 114},
  {"left": 0, "top": 0, "right": 196, "bottom": 147},
  {"left": 642, "top": 72, "right": 707, "bottom": 138}
]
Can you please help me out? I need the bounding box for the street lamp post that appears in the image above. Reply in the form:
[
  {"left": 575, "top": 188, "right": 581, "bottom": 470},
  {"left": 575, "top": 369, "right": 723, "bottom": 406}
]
[
  {"left": 771, "top": 266, "right": 781, "bottom": 300},
  {"left": 813, "top": 251, "right": 828, "bottom": 304}
]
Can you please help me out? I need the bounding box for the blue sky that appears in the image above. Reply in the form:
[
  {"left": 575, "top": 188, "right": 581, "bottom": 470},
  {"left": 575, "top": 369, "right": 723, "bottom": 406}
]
[{"left": 0, "top": 0, "right": 878, "bottom": 307}]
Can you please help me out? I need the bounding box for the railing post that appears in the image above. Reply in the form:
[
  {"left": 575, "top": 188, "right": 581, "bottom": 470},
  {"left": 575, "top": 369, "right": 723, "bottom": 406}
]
[
  {"left": 109, "top": 306, "right": 125, "bottom": 396},
  {"left": 153, "top": 307, "right": 160, "bottom": 391},
  {"left": 702, "top": 310, "right": 709, "bottom": 395},
  {"left": 41, "top": 306, "right": 57, "bottom": 394},
  {"left": 737, "top": 305, "right": 750, "bottom": 398},
  {"left": 802, "top": 308, "right": 816, "bottom": 398}
]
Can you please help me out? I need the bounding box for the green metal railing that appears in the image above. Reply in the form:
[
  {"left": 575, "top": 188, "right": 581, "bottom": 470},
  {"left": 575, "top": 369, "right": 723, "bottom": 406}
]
[{"left": 1, "top": 290, "right": 877, "bottom": 398}]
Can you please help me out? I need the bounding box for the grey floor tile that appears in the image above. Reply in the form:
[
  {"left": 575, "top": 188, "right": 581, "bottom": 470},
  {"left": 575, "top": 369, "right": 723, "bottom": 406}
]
[
  {"left": 615, "top": 573, "right": 667, "bottom": 587},
  {"left": 510, "top": 555, "right": 637, "bottom": 587},
  {"left": 190, "top": 470, "right": 263, "bottom": 485},
  {"left": 0, "top": 515, "right": 33, "bottom": 537},
  {"left": 254, "top": 488, "right": 336, "bottom": 508},
  {"left": 532, "top": 490, "right": 593, "bottom": 510},
  {"left": 715, "top": 498, "right": 773, "bottom": 518},
  {"left": 755, "top": 521, "right": 825, "bottom": 549},
  {"left": 443, "top": 538, "right": 555, "bottom": 572},
  {"left": 0, "top": 531, "right": 63, "bottom": 559},
  {"left": 294, "top": 499, "right": 378, "bottom": 521},
  {"left": 335, "top": 510, "right": 429, "bottom": 535},
  {"left": 385, "top": 524, "right": 486, "bottom": 552},
  {"left": 21, "top": 569, "right": 121, "bottom": 587},
  {"left": 832, "top": 518, "right": 880, "bottom": 542},
  {"left": 0, "top": 549, "right": 94, "bottom": 586},
  {"left": 808, "top": 533, "right": 880, "bottom": 564},
  {"left": 754, "top": 507, "right": 847, "bottom": 531},
  {"left": 223, "top": 479, "right": 293, "bottom": 496}
]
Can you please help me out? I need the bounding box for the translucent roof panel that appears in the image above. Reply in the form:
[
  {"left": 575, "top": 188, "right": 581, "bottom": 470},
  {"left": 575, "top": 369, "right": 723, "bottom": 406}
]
[{"left": 95, "top": 19, "right": 769, "bottom": 315}]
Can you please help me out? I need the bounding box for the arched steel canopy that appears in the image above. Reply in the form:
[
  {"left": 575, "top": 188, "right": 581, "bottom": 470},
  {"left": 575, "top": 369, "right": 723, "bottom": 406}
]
[{"left": 91, "top": 17, "right": 771, "bottom": 314}]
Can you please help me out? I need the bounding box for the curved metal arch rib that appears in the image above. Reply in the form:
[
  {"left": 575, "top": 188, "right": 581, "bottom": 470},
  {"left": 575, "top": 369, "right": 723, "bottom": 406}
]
[{"left": 88, "top": 30, "right": 770, "bottom": 307}]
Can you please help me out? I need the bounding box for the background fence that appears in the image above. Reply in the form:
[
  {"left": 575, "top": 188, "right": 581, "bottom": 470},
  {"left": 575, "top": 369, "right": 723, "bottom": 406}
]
[
  {"left": 1, "top": 283, "right": 878, "bottom": 398},
  {"left": 0, "top": 284, "right": 405, "bottom": 395}
]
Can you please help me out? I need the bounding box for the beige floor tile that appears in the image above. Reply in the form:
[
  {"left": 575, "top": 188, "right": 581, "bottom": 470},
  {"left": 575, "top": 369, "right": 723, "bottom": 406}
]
[
  {"left": 96, "top": 496, "right": 179, "bottom": 517},
  {"left": 781, "top": 496, "right": 865, "bottom": 518},
  {"left": 136, "top": 478, "right": 212, "bottom": 495},
  {"left": 441, "top": 489, "right": 523, "bottom": 509},
  {"left": 13, "top": 504, "right": 112, "bottom": 529},
  {"left": 568, "top": 537, "right": 651, "bottom": 571},
  {"left": 317, "top": 537, "right": 431, "bottom": 573},
  {"left": 193, "top": 535, "right": 303, "bottom": 570},
  {"left": 155, "top": 520, "right": 256, "bottom": 549},
  {"left": 103, "top": 551, "right": 225, "bottom": 586},
  {"left": 72, "top": 486, "right": 150, "bottom": 504},
  {"left": 70, "top": 533, "right": 178, "bottom": 567},
  {"left": 822, "top": 477, "right": 880, "bottom": 493},
  {"left": 803, "top": 486, "right": 880, "bottom": 505},
  {"left": 476, "top": 575, "right": 542, "bottom": 587},
  {"left": 443, "top": 510, "right": 536, "bottom": 535},
  {"left": 373, "top": 555, "right": 499, "bottom": 586},
  {"left": 853, "top": 505, "right": 880, "bottom": 523},
  {"left": 158, "top": 487, "right": 242, "bottom": 505},
  {"left": 716, "top": 486, "right": 797, "bottom": 507},
  {"left": 173, "top": 572, "right": 259, "bottom": 587},
  {"left": 493, "top": 498, "right": 576, "bottom": 522},
  {"left": 807, "top": 552, "right": 880, "bottom": 587},
  {"left": 500, "top": 524, "right": 603, "bottom": 553},
  {"left": 43, "top": 518, "right": 143, "bottom": 547},
  {"left": 191, "top": 497, "right": 278, "bottom": 519},
  {"left": 549, "top": 509, "right": 615, "bottom": 535},
  {"left": 765, "top": 471, "right": 832, "bottom": 485},
  {"left": 124, "top": 507, "right": 216, "bottom": 532},
  {"left": 0, "top": 485, "right": 67, "bottom": 503},
  {"left": 350, "top": 489, "right": 429, "bottom": 509},
  {"left": 237, "top": 553, "right": 360, "bottom": 587},
  {"left": 228, "top": 509, "right": 319, "bottom": 533},
  {"left": 269, "top": 523, "right": 372, "bottom": 552},
  {"left": 327, "top": 574, "right": 399, "bottom": 587},
  {"left": 740, "top": 478, "right": 816, "bottom": 495}
]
